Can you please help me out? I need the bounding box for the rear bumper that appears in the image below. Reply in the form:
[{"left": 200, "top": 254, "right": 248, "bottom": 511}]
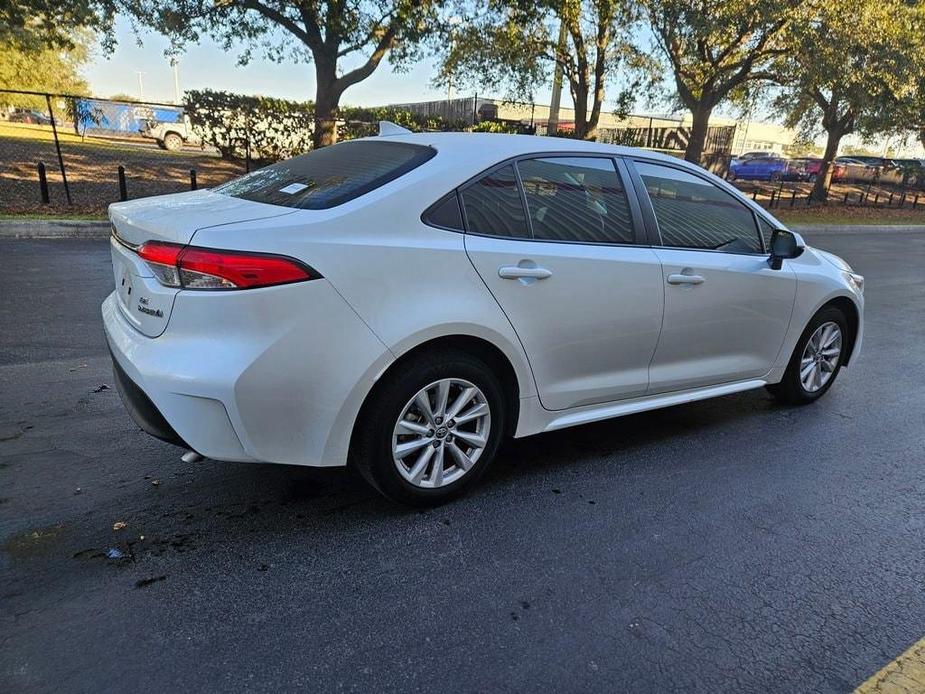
[
  {"left": 102, "top": 279, "right": 394, "bottom": 467},
  {"left": 110, "top": 351, "right": 189, "bottom": 448}
]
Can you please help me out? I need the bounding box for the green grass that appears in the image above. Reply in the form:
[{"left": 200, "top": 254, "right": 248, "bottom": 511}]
[{"left": 775, "top": 209, "right": 925, "bottom": 226}]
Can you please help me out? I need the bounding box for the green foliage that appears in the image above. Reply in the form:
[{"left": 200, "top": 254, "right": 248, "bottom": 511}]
[
  {"left": 771, "top": 0, "right": 925, "bottom": 197},
  {"left": 184, "top": 89, "right": 469, "bottom": 160},
  {"left": 641, "top": 0, "right": 797, "bottom": 109},
  {"left": 123, "top": 1, "right": 446, "bottom": 146},
  {"left": 639, "top": 0, "right": 800, "bottom": 162},
  {"left": 774, "top": 0, "right": 924, "bottom": 141},
  {"left": 0, "top": 0, "right": 115, "bottom": 51},
  {"left": 436, "top": 0, "right": 645, "bottom": 139},
  {"left": 339, "top": 106, "right": 468, "bottom": 140},
  {"left": 65, "top": 98, "right": 106, "bottom": 136},
  {"left": 0, "top": 33, "right": 91, "bottom": 110},
  {"left": 185, "top": 89, "right": 316, "bottom": 161},
  {"left": 471, "top": 120, "right": 523, "bottom": 134}
]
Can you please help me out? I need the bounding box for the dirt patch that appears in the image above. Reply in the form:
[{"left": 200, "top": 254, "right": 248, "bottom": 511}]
[{"left": 1, "top": 123, "right": 246, "bottom": 216}]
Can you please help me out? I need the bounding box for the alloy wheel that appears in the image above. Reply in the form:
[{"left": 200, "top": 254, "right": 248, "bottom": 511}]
[
  {"left": 392, "top": 378, "right": 491, "bottom": 489},
  {"left": 800, "top": 321, "right": 842, "bottom": 392}
]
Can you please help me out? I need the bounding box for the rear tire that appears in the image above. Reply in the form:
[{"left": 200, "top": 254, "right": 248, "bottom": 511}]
[
  {"left": 351, "top": 350, "right": 506, "bottom": 506},
  {"left": 162, "top": 133, "right": 183, "bottom": 151},
  {"left": 767, "top": 306, "right": 848, "bottom": 405}
]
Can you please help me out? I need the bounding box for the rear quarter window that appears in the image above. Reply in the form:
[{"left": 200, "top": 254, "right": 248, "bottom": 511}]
[{"left": 215, "top": 140, "right": 435, "bottom": 210}]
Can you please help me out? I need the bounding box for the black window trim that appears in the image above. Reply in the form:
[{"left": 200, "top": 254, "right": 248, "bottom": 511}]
[
  {"left": 627, "top": 156, "right": 771, "bottom": 256},
  {"left": 421, "top": 191, "right": 465, "bottom": 233},
  {"left": 420, "top": 151, "right": 647, "bottom": 248}
]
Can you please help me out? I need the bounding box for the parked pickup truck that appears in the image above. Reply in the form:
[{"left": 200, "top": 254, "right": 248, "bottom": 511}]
[{"left": 140, "top": 114, "right": 201, "bottom": 151}]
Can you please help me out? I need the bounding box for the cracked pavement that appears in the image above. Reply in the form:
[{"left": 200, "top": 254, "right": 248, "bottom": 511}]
[{"left": 1, "top": 231, "right": 924, "bottom": 692}]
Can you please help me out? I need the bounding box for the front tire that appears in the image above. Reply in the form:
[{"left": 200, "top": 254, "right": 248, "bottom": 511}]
[
  {"left": 162, "top": 133, "right": 183, "bottom": 151},
  {"left": 767, "top": 306, "right": 848, "bottom": 405},
  {"left": 352, "top": 350, "right": 506, "bottom": 506}
]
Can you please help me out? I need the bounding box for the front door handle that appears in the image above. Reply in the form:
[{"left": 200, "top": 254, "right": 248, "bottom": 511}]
[
  {"left": 667, "top": 273, "right": 705, "bottom": 285},
  {"left": 499, "top": 265, "right": 553, "bottom": 280}
]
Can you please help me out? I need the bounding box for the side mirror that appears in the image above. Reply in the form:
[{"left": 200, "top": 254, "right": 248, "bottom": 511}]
[{"left": 768, "top": 229, "right": 804, "bottom": 270}]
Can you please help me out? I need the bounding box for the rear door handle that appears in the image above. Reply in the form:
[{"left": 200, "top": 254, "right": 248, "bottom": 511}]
[
  {"left": 499, "top": 266, "right": 553, "bottom": 280},
  {"left": 667, "top": 273, "right": 705, "bottom": 285}
]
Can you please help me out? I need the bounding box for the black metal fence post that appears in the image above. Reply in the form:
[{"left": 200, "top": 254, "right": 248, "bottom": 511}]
[
  {"left": 790, "top": 190, "right": 797, "bottom": 207},
  {"left": 37, "top": 162, "right": 49, "bottom": 203},
  {"left": 44, "top": 93, "right": 71, "bottom": 205},
  {"left": 190, "top": 169, "right": 197, "bottom": 190},
  {"left": 118, "top": 165, "right": 127, "bottom": 201}
]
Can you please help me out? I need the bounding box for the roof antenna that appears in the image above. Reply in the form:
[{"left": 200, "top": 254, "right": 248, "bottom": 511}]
[{"left": 379, "top": 121, "right": 413, "bottom": 137}]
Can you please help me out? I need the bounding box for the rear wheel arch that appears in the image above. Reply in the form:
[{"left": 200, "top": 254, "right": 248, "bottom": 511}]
[{"left": 353, "top": 334, "right": 521, "bottom": 448}]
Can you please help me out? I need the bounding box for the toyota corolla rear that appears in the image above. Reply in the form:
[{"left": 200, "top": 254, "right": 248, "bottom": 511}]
[{"left": 102, "top": 138, "right": 451, "bottom": 467}]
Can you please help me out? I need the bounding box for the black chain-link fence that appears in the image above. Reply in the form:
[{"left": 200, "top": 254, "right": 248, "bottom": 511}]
[{"left": 1, "top": 89, "right": 247, "bottom": 216}]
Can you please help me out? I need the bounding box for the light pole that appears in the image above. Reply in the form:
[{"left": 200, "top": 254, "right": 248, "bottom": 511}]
[
  {"left": 135, "top": 71, "right": 146, "bottom": 101},
  {"left": 171, "top": 59, "right": 181, "bottom": 104}
]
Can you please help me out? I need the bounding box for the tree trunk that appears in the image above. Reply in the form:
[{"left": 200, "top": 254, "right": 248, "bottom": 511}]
[
  {"left": 685, "top": 104, "right": 712, "bottom": 165},
  {"left": 919, "top": 127, "right": 925, "bottom": 152},
  {"left": 313, "top": 61, "right": 340, "bottom": 149},
  {"left": 572, "top": 81, "right": 590, "bottom": 140},
  {"left": 812, "top": 126, "right": 844, "bottom": 202}
]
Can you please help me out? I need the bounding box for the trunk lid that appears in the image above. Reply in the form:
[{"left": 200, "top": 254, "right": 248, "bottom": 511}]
[
  {"left": 108, "top": 190, "right": 296, "bottom": 337},
  {"left": 109, "top": 189, "right": 296, "bottom": 246}
]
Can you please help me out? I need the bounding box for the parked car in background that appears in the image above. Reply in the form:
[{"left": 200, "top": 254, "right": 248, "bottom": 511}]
[
  {"left": 7, "top": 108, "right": 52, "bottom": 125},
  {"left": 788, "top": 158, "right": 850, "bottom": 183},
  {"left": 835, "top": 156, "right": 881, "bottom": 182},
  {"left": 103, "top": 128, "right": 864, "bottom": 505},
  {"left": 141, "top": 114, "right": 201, "bottom": 151},
  {"left": 736, "top": 151, "right": 777, "bottom": 161},
  {"left": 728, "top": 156, "right": 794, "bottom": 181}
]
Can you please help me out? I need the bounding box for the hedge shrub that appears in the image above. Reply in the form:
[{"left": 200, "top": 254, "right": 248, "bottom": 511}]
[{"left": 185, "top": 90, "right": 470, "bottom": 161}]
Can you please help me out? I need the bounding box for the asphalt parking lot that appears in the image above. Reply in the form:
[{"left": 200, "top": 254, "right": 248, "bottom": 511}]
[{"left": 1, "top": 230, "right": 923, "bottom": 692}]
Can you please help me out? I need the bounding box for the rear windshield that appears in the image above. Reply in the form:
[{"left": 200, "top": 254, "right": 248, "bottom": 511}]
[{"left": 214, "top": 140, "right": 435, "bottom": 210}]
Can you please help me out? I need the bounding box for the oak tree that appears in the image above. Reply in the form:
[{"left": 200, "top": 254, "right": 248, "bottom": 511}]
[
  {"left": 773, "top": 0, "right": 925, "bottom": 200},
  {"left": 641, "top": 0, "right": 799, "bottom": 163},
  {"left": 437, "top": 0, "right": 644, "bottom": 141},
  {"left": 125, "top": 0, "right": 441, "bottom": 147}
]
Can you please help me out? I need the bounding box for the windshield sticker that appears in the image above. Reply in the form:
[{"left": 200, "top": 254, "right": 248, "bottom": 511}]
[{"left": 279, "top": 182, "right": 309, "bottom": 194}]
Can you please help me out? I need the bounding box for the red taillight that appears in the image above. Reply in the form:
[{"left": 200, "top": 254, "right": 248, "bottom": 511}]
[{"left": 136, "top": 241, "right": 317, "bottom": 290}]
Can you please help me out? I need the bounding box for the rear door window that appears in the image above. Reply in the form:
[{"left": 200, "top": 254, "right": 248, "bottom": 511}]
[
  {"left": 215, "top": 140, "right": 435, "bottom": 210},
  {"left": 460, "top": 165, "right": 530, "bottom": 238},
  {"left": 516, "top": 157, "right": 635, "bottom": 244}
]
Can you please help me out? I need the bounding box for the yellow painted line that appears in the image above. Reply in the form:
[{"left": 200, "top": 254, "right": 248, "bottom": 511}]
[{"left": 855, "top": 636, "right": 925, "bottom": 693}]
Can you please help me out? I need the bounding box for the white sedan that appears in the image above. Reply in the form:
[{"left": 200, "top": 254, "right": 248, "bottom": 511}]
[{"left": 103, "top": 127, "right": 864, "bottom": 505}]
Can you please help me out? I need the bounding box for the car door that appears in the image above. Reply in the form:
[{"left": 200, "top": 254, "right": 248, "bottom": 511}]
[
  {"left": 460, "top": 156, "right": 664, "bottom": 411},
  {"left": 629, "top": 160, "right": 797, "bottom": 394}
]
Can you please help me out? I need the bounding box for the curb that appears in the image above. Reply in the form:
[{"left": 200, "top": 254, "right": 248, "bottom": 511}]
[
  {"left": 791, "top": 224, "right": 925, "bottom": 234},
  {"left": 0, "top": 219, "right": 110, "bottom": 239}
]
